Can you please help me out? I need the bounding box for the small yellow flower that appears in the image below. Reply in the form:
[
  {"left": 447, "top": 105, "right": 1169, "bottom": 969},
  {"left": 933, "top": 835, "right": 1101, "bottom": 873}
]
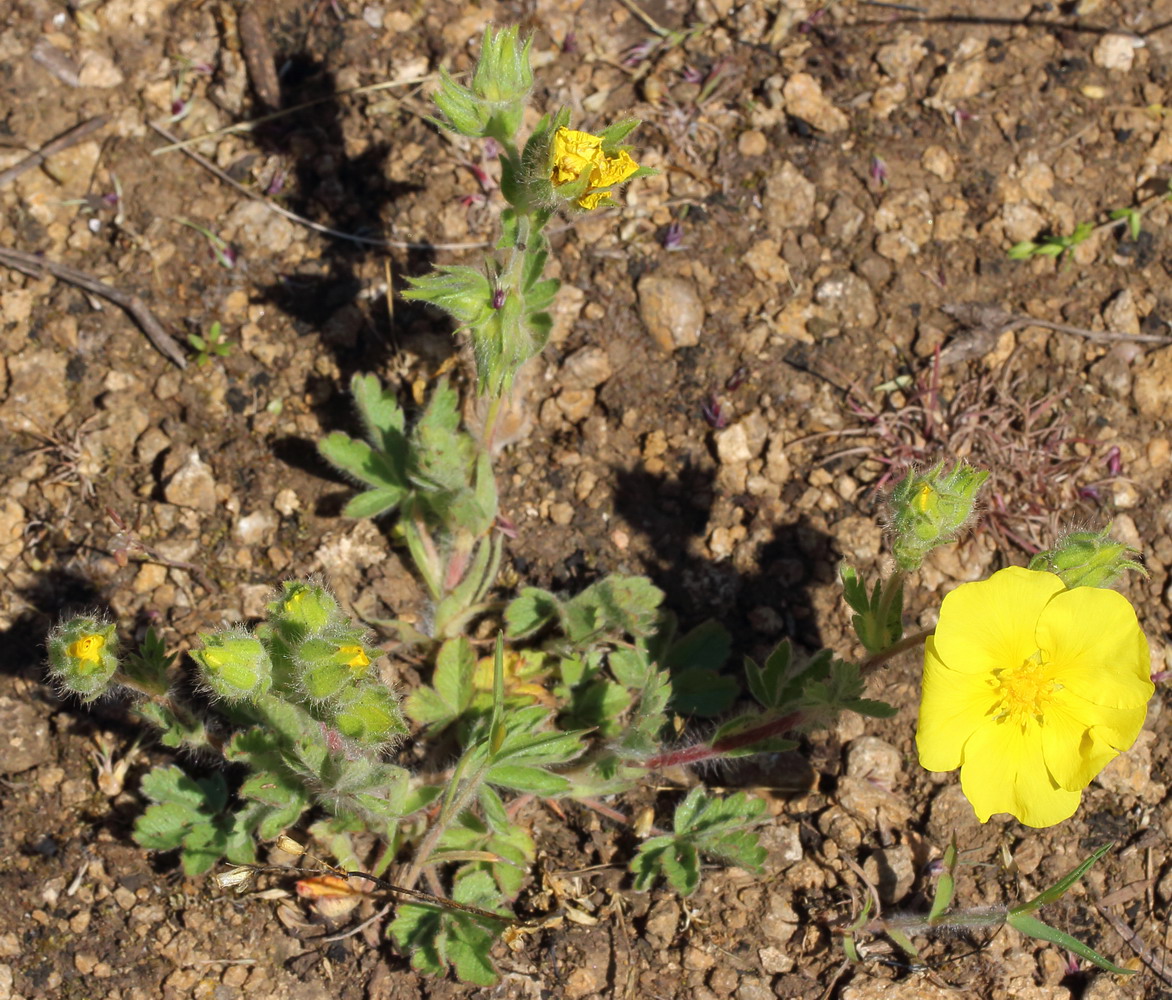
[
  {"left": 338, "top": 644, "right": 371, "bottom": 672},
  {"left": 916, "top": 566, "right": 1152, "bottom": 828},
  {"left": 550, "top": 127, "right": 639, "bottom": 210},
  {"left": 68, "top": 633, "right": 106, "bottom": 667}
]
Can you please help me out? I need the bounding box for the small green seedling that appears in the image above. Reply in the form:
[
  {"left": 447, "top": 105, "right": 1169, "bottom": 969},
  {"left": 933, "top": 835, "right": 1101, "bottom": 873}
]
[
  {"left": 844, "top": 839, "right": 1132, "bottom": 975},
  {"left": 187, "top": 320, "right": 233, "bottom": 366},
  {"left": 1008, "top": 220, "right": 1094, "bottom": 262}
]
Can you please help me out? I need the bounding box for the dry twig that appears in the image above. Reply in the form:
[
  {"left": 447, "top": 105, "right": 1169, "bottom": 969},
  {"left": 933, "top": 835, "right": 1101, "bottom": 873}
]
[
  {"left": 0, "top": 115, "right": 110, "bottom": 189},
  {"left": 0, "top": 245, "right": 186, "bottom": 368}
]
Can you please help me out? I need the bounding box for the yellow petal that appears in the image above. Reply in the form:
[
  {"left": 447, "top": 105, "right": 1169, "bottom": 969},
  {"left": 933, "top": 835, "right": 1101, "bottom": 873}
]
[
  {"left": 931, "top": 567, "right": 1065, "bottom": 676},
  {"left": 960, "top": 717, "right": 1082, "bottom": 827},
  {"left": 1052, "top": 687, "right": 1147, "bottom": 748},
  {"left": 1037, "top": 697, "right": 1120, "bottom": 790},
  {"left": 551, "top": 127, "right": 605, "bottom": 185},
  {"left": 577, "top": 190, "right": 608, "bottom": 211},
  {"left": 591, "top": 149, "right": 639, "bottom": 188},
  {"left": 1035, "top": 586, "right": 1153, "bottom": 709},
  {"left": 916, "top": 640, "right": 999, "bottom": 771}
]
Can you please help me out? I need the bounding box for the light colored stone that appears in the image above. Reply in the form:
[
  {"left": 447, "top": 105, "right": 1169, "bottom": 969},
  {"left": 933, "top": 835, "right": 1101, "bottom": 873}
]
[
  {"left": 274, "top": 488, "right": 300, "bottom": 516},
  {"left": 921, "top": 144, "right": 955, "bottom": 181},
  {"left": 0, "top": 349, "right": 70, "bottom": 435},
  {"left": 1001, "top": 201, "right": 1046, "bottom": 243},
  {"left": 875, "top": 31, "right": 928, "bottom": 79},
  {"left": 862, "top": 843, "right": 915, "bottom": 903},
  {"left": 163, "top": 450, "right": 218, "bottom": 514},
  {"left": 0, "top": 498, "right": 25, "bottom": 572},
  {"left": 782, "top": 72, "right": 848, "bottom": 132},
  {"left": 1133, "top": 345, "right": 1172, "bottom": 417},
  {"left": 555, "top": 388, "right": 595, "bottom": 422},
  {"left": 549, "top": 283, "right": 586, "bottom": 346},
  {"left": 737, "top": 129, "right": 767, "bottom": 156},
  {"left": 0, "top": 696, "right": 51, "bottom": 774},
  {"left": 924, "top": 36, "right": 987, "bottom": 115},
  {"left": 715, "top": 422, "right": 753, "bottom": 464},
  {"left": 1093, "top": 33, "right": 1138, "bottom": 72},
  {"left": 742, "top": 239, "right": 790, "bottom": 285},
  {"left": 1102, "top": 288, "right": 1140, "bottom": 335},
  {"left": 78, "top": 50, "right": 124, "bottom": 87},
  {"left": 636, "top": 274, "right": 704, "bottom": 352},
  {"left": 559, "top": 346, "right": 612, "bottom": 390},
  {"left": 813, "top": 272, "right": 877, "bottom": 329},
  {"left": 764, "top": 161, "right": 816, "bottom": 230},
  {"left": 824, "top": 194, "right": 865, "bottom": 245},
  {"left": 234, "top": 509, "right": 278, "bottom": 547},
  {"left": 221, "top": 198, "right": 298, "bottom": 255}
]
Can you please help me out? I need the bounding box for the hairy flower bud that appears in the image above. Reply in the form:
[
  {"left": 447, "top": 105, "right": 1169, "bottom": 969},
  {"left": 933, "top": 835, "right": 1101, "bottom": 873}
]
[
  {"left": 433, "top": 26, "right": 533, "bottom": 141},
  {"left": 47, "top": 617, "right": 119, "bottom": 702},
  {"left": 268, "top": 581, "right": 339, "bottom": 642},
  {"left": 333, "top": 686, "right": 405, "bottom": 745},
  {"left": 192, "top": 630, "right": 272, "bottom": 701},
  {"left": 888, "top": 461, "right": 989, "bottom": 571},
  {"left": 1028, "top": 525, "right": 1146, "bottom": 589},
  {"left": 297, "top": 632, "right": 376, "bottom": 702}
]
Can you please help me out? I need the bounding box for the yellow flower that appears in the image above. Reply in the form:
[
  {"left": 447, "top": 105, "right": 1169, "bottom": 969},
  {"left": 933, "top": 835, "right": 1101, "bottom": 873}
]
[
  {"left": 67, "top": 633, "right": 106, "bottom": 667},
  {"left": 338, "top": 644, "right": 371, "bottom": 672},
  {"left": 550, "top": 127, "right": 639, "bottom": 210},
  {"left": 916, "top": 566, "right": 1152, "bottom": 828}
]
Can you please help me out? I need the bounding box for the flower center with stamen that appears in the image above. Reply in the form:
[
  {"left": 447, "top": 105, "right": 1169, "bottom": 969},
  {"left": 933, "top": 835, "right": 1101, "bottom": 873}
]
[{"left": 994, "top": 651, "right": 1060, "bottom": 725}]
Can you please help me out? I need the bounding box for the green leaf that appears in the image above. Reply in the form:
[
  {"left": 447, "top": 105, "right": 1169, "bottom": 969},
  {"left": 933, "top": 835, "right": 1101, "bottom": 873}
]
[
  {"left": 133, "top": 802, "right": 195, "bottom": 850},
  {"left": 1012, "top": 843, "right": 1113, "bottom": 914},
  {"left": 631, "top": 837, "right": 701, "bottom": 896},
  {"left": 388, "top": 869, "right": 508, "bottom": 985},
  {"left": 1006, "top": 912, "right": 1132, "bottom": 975},
  {"left": 342, "top": 486, "right": 406, "bottom": 519},
  {"left": 318, "top": 433, "right": 404, "bottom": 491},
  {"left": 562, "top": 680, "right": 630, "bottom": 736},
  {"left": 485, "top": 763, "right": 571, "bottom": 795},
  {"left": 928, "top": 838, "right": 957, "bottom": 923},
  {"left": 744, "top": 639, "right": 791, "bottom": 710},
  {"left": 350, "top": 373, "right": 407, "bottom": 461},
  {"left": 435, "top": 637, "right": 476, "bottom": 716},
  {"left": 668, "top": 667, "right": 738, "bottom": 716},
  {"left": 609, "top": 647, "right": 653, "bottom": 688},
  {"left": 665, "top": 620, "right": 731, "bottom": 674},
  {"left": 505, "top": 587, "right": 561, "bottom": 638}
]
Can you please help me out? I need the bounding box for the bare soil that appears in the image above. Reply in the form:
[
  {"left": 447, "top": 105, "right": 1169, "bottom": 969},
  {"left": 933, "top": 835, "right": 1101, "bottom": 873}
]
[{"left": 3, "top": 1, "right": 1172, "bottom": 998}]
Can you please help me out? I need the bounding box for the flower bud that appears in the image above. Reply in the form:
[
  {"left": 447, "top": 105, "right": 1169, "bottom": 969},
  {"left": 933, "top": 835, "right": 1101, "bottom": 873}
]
[
  {"left": 47, "top": 617, "right": 119, "bottom": 701},
  {"left": 433, "top": 26, "right": 533, "bottom": 141},
  {"left": 888, "top": 461, "right": 989, "bottom": 571},
  {"left": 1028, "top": 525, "right": 1145, "bottom": 589},
  {"left": 268, "top": 581, "right": 339, "bottom": 641},
  {"left": 297, "top": 633, "right": 376, "bottom": 702},
  {"left": 192, "top": 630, "right": 272, "bottom": 701},
  {"left": 332, "top": 686, "right": 405, "bottom": 745}
]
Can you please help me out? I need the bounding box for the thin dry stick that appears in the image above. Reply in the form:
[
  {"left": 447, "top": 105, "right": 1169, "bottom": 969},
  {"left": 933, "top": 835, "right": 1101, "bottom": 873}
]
[
  {"left": 146, "top": 121, "right": 491, "bottom": 253},
  {"left": 0, "top": 245, "right": 186, "bottom": 368},
  {"left": 1093, "top": 893, "right": 1172, "bottom": 985},
  {"left": 1002, "top": 313, "right": 1172, "bottom": 345},
  {"left": 149, "top": 77, "right": 435, "bottom": 154},
  {"left": 0, "top": 114, "right": 110, "bottom": 189}
]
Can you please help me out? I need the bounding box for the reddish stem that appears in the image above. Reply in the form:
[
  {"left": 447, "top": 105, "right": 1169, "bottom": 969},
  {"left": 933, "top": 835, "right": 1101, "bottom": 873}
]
[{"left": 644, "top": 711, "right": 804, "bottom": 770}]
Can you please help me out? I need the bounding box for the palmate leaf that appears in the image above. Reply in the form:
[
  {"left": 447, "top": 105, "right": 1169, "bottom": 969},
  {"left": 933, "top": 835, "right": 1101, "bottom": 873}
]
[
  {"left": 388, "top": 869, "right": 508, "bottom": 986},
  {"left": 630, "top": 788, "right": 768, "bottom": 895}
]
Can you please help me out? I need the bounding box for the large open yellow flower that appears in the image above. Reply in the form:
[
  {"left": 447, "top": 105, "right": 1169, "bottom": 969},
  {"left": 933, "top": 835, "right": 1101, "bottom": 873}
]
[
  {"left": 916, "top": 566, "right": 1152, "bottom": 828},
  {"left": 550, "top": 127, "right": 639, "bottom": 210}
]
